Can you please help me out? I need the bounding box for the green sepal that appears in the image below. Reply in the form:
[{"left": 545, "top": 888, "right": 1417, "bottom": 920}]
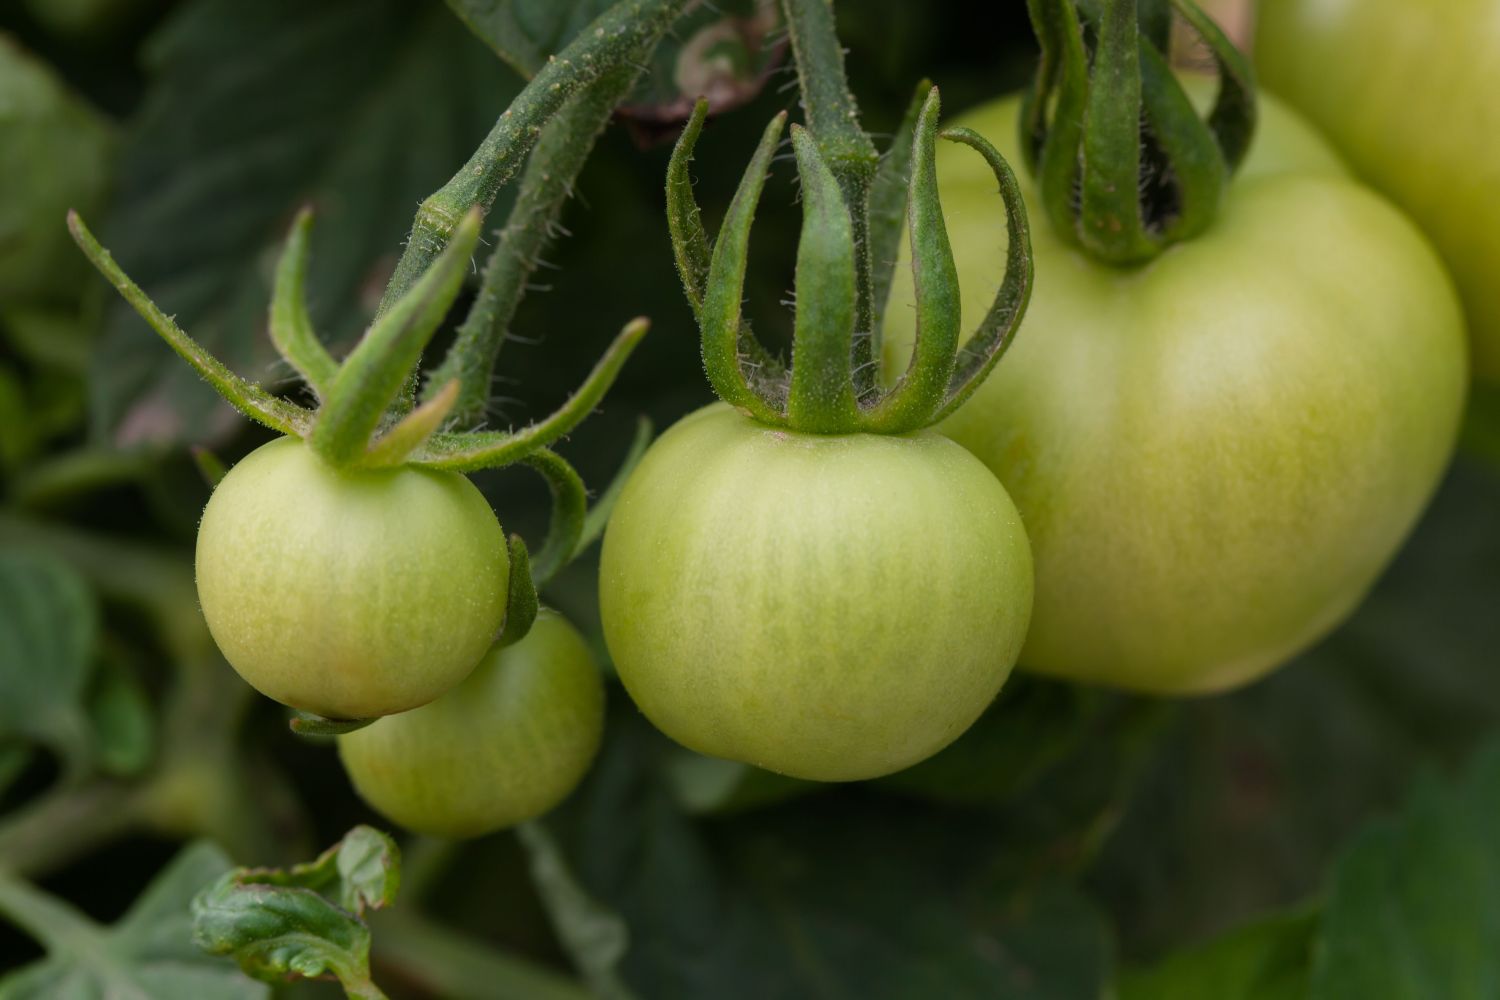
[
  {"left": 665, "top": 100, "right": 786, "bottom": 387},
  {"left": 362, "top": 379, "right": 459, "bottom": 468},
  {"left": 1023, "top": 0, "right": 1258, "bottom": 265},
  {"left": 931, "top": 127, "right": 1034, "bottom": 422},
  {"left": 289, "top": 712, "right": 376, "bottom": 737},
  {"left": 785, "top": 125, "right": 860, "bottom": 434},
  {"left": 268, "top": 207, "right": 338, "bottom": 398},
  {"left": 868, "top": 79, "right": 931, "bottom": 351},
  {"left": 308, "top": 208, "right": 481, "bottom": 468},
  {"left": 865, "top": 87, "right": 960, "bottom": 434},
  {"left": 67, "top": 212, "right": 314, "bottom": 437},
  {"left": 699, "top": 113, "right": 791, "bottom": 422},
  {"left": 412, "top": 316, "right": 649, "bottom": 473},
  {"left": 495, "top": 534, "right": 539, "bottom": 649},
  {"left": 518, "top": 449, "right": 587, "bottom": 587}
]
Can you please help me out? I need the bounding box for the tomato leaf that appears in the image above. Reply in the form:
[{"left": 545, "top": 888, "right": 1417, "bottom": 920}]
[
  {"left": 1310, "top": 741, "right": 1500, "bottom": 999},
  {"left": 91, "top": 0, "right": 521, "bottom": 446},
  {"left": 0, "top": 551, "right": 98, "bottom": 776},
  {"left": 191, "top": 826, "right": 399, "bottom": 995},
  {"left": 0, "top": 36, "right": 115, "bottom": 306},
  {"left": 0, "top": 841, "right": 268, "bottom": 999},
  {"left": 1118, "top": 909, "right": 1316, "bottom": 1000},
  {"left": 547, "top": 710, "right": 1113, "bottom": 999}
]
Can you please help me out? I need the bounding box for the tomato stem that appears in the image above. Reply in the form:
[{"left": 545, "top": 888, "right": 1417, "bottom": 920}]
[
  {"left": 781, "top": 0, "right": 881, "bottom": 399},
  {"left": 423, "top": 64, "right": 644, "bottom": 427},
  {"left": 374, "top": 0, "right": 691, "bottom": 412}
]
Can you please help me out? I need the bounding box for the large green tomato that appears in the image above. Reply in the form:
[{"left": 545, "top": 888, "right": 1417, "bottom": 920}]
[
  {"left": 337, "top": 611, "right": 604, "bottom": 837},
  {"left": 196, "top": 436, "right": 508, "bottom": 719},
  {"left": 1257, "top": 0, "right": 1500, "bottom": 380},
  {"left": 598, "top": 403, "right": 1033, "bottom": 782},
  {"left": 885, "top": 89, "right": 1467, "bottom": 694}
]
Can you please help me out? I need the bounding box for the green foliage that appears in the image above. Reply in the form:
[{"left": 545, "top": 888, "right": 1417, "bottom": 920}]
[
  {"left": 0, "top": 842, "right": 267, "bottom": 999},
  {"left": 91, "top": 0, "right": 520, "bottom": 445},
  {"left": 0, "top": 35, "right": 114, "bottom": 305},
  {"left": 0, "top": 550, "right": 150, "bottom": 782},
  {"left": 192, "top": 826, "right": 400, "bottom": 998},
  {"left": 545, "top": 711, "right": 1114, "bottom": 998},
  {"left": 1121, "top": 737, "right": 1500, "bottom": 999}
]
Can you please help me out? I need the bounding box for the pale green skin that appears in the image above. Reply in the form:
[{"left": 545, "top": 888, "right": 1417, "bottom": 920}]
[
  {"left": 1258, "top": 0, "right": 1500, "bottom": 380},
  {"left": 885, "top": 91, "right": 1468, "bottom": 694},
  {"left": 337, "top": 611, "right": 604, "bottom": 838},
  {"left": 598, "top": 403, "right": 1034, "bottom": 782},
  {"left": 195, "top": 436, "right": 508, "bottom": 719}
]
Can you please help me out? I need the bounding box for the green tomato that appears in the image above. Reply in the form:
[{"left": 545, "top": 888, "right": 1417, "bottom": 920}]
[
  {"left": 884, "top": 88, "right": 1467, "bottom": 694},
  {"left": 337, "top": 611, "right": 604, "bottom": 837},
  {"left": 196, "top": 436, "right": 508, "bottom": 719},
  {"left": 1257, "top": 0, "right": 1500, "bottom": 381},
  {"left": 598, "top": 403, "right": 1033, "bottom": 783}
]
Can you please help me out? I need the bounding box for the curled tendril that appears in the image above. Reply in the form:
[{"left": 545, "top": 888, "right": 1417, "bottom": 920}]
[
  {"left": 1022, "top": 0, "right": 1257, "bottom": 265},
  {"left": 668, "top": 88, "right": 1033, "bottom": 437}
]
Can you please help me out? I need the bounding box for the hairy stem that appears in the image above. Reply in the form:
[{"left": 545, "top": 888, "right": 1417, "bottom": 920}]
[
  {"left": 426, "top": 66, "right": 640, "bottom": 426},
  {"left": 376, "top": 0, "right": 690, "bottom": 321},
  {"left": 781, "top": 0, "right": 879, "bottom": 398}
]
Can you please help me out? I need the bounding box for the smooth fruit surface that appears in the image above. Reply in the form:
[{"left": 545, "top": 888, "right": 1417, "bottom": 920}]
[
  {"left": 598, "top": 403, "right": 1034, "bottom": 782},
  {"left": 1257, "top": 0, "right": 1500, "bottom": 380},
  {"left": 196, "top": 435, "right": 508, "bottom": 718},
  {"left": 337, "top": 611, "right": 604, "bottom": 837},
  {"left": 885, "top": 90, "right": 1467, "bottom": 694}
]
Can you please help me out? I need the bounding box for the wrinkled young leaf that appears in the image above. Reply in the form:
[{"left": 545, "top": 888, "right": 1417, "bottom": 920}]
[
  {"left": 0, "top": 841, "right": 267, "bottom": 999},
  {"left": 548, "top": 709, "right": 1113, "bottom": 1000},
  {"left": 0, "top": 35, "right": 114, "bottom": 305},
  {"left": 1118, "top": 909, "right": 1315, "bottom": 1000},
  {"left": 1311, "top": 741, "right": 1500, "bottom": 1000},
  {"left": 0, "top": 551, "right": 98, "bottom": 774},
  {"left": 445, "top": 0, "right": 782, "bottom": 131},
  {"left": 192, "top": 826, "right": 399, "bottom": 995},
  {"left": 93, "top": 0, "right": 520, "bottom": 445}
]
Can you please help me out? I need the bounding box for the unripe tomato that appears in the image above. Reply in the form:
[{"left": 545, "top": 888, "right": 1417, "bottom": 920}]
[
  {"left": 195, "top": 436, "right": 508, "bottom": 719},
  {"left": 885, "top": 89, "right": 1467, "bottom": 694},
  {"left": 1257, "top": 0, "right": 1500, "bottom": 380},
  {"left": 598, "top": 403, "right": 1034, "bottom": 782},
  {"left": 337, "top": 611, "right": 604, "bottom": 837}
]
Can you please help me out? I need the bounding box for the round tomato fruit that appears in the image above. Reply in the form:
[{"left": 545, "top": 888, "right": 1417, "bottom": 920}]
[
  {"left": 885, "top": 90, "right": 1468, "bottom": 694},
  {"left": 337, "top": 611, "right": 604, "bottom": 837},
  {"left": 195, "top": 435, "right": 509, "bottom": 719},
  {"left": 598, "top": 403, "right": 1034, "bottom": 783},
  {"left": 1257, "top": 0, "right": 1500, "bottom": 381}
]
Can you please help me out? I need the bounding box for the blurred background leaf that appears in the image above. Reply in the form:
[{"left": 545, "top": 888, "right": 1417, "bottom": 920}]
[
  {"left": 0, "top": 551, "right": 99, "bottom": 779},
  {"left": 0, "top": 841, "right": 267, "bottom": 998},
  {"left": 90, "top": 0, "right": 522, "bottom": 447}
]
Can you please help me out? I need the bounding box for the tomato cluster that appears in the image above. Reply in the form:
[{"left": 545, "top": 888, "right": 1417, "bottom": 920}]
[{"left": 77, "top": 0, "right": 1485, "bottom": 834}]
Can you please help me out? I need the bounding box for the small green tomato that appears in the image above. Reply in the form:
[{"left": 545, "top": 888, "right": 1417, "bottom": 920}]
[
  {"left": 337, "top": 611, "right": 604, "bottom": 837},
  {"left": 599, "top": 403, "right": 1034, "bottom": 783},
  {"left": 195, "top": 435, "right": 508, "bottom": 719}
]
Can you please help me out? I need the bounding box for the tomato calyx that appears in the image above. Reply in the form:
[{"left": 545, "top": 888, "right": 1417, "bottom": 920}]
[
  {"left": 669, "top": 88, "right": 1033, "bottom": 436},
  {"left": 1022, "top": 0, "right": 1257, "bottom": 264}
]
